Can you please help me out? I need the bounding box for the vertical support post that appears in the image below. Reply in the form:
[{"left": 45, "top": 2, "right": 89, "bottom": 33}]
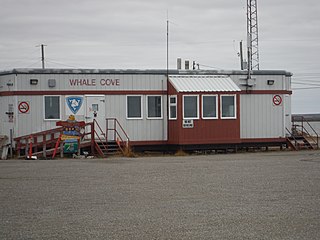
[
  {"left": 91, "top": 122, "right": 95, "bottom": 155},
  {"left": 77, "top": 138, "right": 81, "bottom": 156},
  {"left": 34, "top": 136, "right": 38, "bottom": 153},
  {"left": 9, "top": 129, "right": 13, "bottom": 159},
  {"left": 25, "top": 139, "right": 29, "bottom": 158},
  {"left": 114, "top": 119, "right": 116, "bottom": 141},
  {"left": 43, "top": 134, "right": 46, "bottom": 158},
  {"left": 60, "top": 140, "right": 63, "bottom": 158},
  {"left": 106, "top": 119, "right": 108, "bottom": 142}
]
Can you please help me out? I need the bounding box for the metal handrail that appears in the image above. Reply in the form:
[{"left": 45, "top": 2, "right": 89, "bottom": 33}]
[
  {"left": 106, "top": 118, "right": 130, "bottom": 149},
  {"left": 286, "top": 127, "right": 298, "bottom": 148},
  {"left": 292, "top": 116, "right": 319, "bottom": 149},
  {"left": 93, "top": 119, "right": 108, "bottom": 155}
]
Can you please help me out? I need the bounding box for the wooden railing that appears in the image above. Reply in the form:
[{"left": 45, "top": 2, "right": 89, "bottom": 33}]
[
  {"left": 14, "top": 122, "right": 96, "bottom": 158},
  {"left": 14, "top": 127, "right": 63, "bottom": 158},
  {"left": 13, "top": 119, "right": 130, "bottom": 158}
]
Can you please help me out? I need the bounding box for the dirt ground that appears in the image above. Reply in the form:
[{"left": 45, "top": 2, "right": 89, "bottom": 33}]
[{"left": 1, "top": 150, "right": 320, "bottom": 239}]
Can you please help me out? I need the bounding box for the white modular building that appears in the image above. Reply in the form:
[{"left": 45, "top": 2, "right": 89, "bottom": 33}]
[{"left": 0, "top": 68, "right": 292, "bottom": 154}]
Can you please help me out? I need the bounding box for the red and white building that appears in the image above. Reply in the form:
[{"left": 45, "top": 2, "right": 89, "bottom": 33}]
[{"left": 0, "top": 68, "right": 292, "bottom": 153}]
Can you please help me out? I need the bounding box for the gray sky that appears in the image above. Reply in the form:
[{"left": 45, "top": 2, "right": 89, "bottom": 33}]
[{"left": 1, "top": 0, "right": 319, "bottom": 114}]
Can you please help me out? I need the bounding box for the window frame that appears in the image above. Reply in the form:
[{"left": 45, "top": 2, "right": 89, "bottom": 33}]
[
  {"left": 169, "top": 95, "right": 177, "bottom": 120},
  {"left": 202, "top": 94, "right": 218, "bottom": 120},
  {"left": 43, "top": 95, "right": 61, "bottom": 121},
  {"left": 146, "top": 95, "right": 163, "bottom": 119},
  {"left": 183, "top": 95, "right": 199, "bottom": 120},
  {"left": 220, "top": 94, "right": 237, "bottom": 119},
  {"left": 126, "top": 95, "right": 143, "bottom": 120}
]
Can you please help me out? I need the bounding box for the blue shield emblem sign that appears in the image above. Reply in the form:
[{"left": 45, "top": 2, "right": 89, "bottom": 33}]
[{"left": 66, "top": 96, "right": 83, "bottom": 114}]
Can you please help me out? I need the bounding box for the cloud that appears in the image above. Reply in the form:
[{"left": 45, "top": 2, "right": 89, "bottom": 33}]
[{"left": 0, "top": 0, "right": 320, "bottom": 112}]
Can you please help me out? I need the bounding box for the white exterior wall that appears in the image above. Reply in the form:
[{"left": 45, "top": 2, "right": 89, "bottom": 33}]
[
  {"left": 0, "top": 74, "right": 16, "bottom": 137},
  {"left": 106, "top": 95, "right": 167, "bottom": 141},
  {"left": 240, "top": 94, "right": 286, "bottom": 138},
  {"left": 1, "top": 72, "right": 167, "bottom": 142},
  {"left": 230, "top": 74, "right": 292, "bottom": 139}
]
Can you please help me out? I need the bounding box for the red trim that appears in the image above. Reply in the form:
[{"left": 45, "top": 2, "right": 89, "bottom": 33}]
[
  {"left": 241, "top": 138, "right": 286, "bottom": 143},
  {"left": 127, "top": 138, "right": 287, "bottom": 146},
  {"left": 0, "top": 90, "right": 167, "bottom": 96},
  {"left": 240, "top": 90, "right": 292, "bottom": 95},
  {"left": 129, "top": 140, "right": 167, "bottom": 146}
]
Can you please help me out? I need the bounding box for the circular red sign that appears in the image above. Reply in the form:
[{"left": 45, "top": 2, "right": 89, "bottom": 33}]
[
  {"left": 273, "top": 95, "right": 282, "bottom": 106},
  {"left": 18, "top": 101, "right": 30, "bottom": 113}
]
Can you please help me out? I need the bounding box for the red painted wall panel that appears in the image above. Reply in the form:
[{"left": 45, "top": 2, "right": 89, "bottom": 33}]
[{"left": 168, "top": 82, "right": 240, "bottom": 145}]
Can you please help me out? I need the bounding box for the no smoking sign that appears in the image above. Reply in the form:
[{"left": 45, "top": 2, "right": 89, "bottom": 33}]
[
  {"left": 273, "top": 95, "right": 282, "bottom": 106},
  {"left": 18, "top": 101, "right": 30, "bottom": 114}
]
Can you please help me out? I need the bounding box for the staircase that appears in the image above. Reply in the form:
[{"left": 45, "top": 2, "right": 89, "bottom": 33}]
[{"left": 286, "top": 116, "right": 319, "bottom": 151}]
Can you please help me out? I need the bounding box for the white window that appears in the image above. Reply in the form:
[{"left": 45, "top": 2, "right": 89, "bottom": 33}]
[
  {"left": 183, "top": 95, "right": 199, "bottom": 119},
  {"left": 169, "top": 95, "right": 177, "bottom": 120},
  {"left": 127, "top": 95, "right": 143, "bottom": 119},
  {"left": 202, "top": 95, "right": 218, "bottom": 119},
  {"left": 221, "top": 95, "right": 236, "bottom": 119},
  {"left": 44, "top": 96, "right": 61, "bottom": 120},
  {"left": 147, "top": 95, "right": 162, "bottom": 119}
]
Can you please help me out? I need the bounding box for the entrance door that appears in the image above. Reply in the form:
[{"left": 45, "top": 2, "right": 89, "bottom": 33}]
[
  {"left": 85, "top": 95, "right": 106, "bottom": 139},
  {"left": 284, "top": 94, "right": 291, "bottom": 137}
]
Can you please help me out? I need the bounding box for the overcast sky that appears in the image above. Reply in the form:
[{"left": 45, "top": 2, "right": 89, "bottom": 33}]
[{"left": 0, "top": 0, "right": 319, "bottom": 114}]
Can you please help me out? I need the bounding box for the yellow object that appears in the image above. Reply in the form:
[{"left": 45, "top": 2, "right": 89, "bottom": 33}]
[{"left": 68, "top": 115, "right": 75, "bottom": 121}]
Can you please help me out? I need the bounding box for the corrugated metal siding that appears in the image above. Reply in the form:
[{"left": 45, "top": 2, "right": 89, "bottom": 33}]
[
  {"left": 240, "top": 94, "right": 285, "bottom": 139},
  {"left": 16, "top": 74, "right": 166, "bottom": 91},
  {"left": 169, "top": 75, "right": 241, "bottom": 92},
  {"left": 230, "top": 74, "right": 289, "bottom": 91},
  {"left": 106, "top": 95, "right": 167, "bottom": 141}
]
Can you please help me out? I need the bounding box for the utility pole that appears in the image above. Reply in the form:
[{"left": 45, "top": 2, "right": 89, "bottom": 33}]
[{"left": 37, "top": 44, "right": 47, "bottom": 69}]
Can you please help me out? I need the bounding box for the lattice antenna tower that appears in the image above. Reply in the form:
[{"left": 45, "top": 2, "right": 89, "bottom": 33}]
[{"left": 247, "top": 0, "right": 260, "bottom": 71}]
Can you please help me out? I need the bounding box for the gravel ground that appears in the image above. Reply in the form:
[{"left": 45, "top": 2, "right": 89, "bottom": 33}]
[{"left": 1, "top": 150, "right": 320, "bottom": 240}]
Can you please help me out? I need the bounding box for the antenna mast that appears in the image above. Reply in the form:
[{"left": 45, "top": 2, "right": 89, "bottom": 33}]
[{"left": 247, "top": 0, "right": 259, "bottom": 71}]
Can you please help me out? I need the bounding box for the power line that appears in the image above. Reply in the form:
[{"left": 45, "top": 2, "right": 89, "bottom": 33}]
[
  {"left": 293, "top": 87, "right": 320, "bottom": 90},
  {"left": 292, "top": 82, "right": 320, "bottom": 87}
]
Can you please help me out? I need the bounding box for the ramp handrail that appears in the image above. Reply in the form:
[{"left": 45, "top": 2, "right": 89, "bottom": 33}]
[
  {"left": 14, "top": 127, "right": 63, "bottom": 158},
  {"left": 14, "top": 122, "right": 96, "bottom": 158}
]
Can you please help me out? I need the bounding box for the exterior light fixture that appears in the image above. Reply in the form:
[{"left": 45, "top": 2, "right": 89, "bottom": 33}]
[
  {"left": 267, "top": 80, "right": 275, "bottom": 85},
  {"left": 30, "top": 79, "right": 38, "bottom": 85}
]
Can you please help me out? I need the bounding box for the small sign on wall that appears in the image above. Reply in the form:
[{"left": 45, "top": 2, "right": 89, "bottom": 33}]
[
  {"left": 183, "top": 119, "right": 194, "bottom": 128},
  {"left": 273, "top": 95, "right": 282, "bottom": 106},
  {"left": 18, "top": 101, "right": 30, "bottom": 114}
]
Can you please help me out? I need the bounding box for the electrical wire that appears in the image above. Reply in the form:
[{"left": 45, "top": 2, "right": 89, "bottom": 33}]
[{"left": 46, "top": 59, "right": 79, "bottom": 68}]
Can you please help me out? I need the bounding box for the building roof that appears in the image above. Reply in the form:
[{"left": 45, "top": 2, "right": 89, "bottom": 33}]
[
  {"left": 0, "top": 68, "right": 292, "bottom": 76},
  {"left": 169, "top": 75, "right": 241, "bottom": 92}
]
